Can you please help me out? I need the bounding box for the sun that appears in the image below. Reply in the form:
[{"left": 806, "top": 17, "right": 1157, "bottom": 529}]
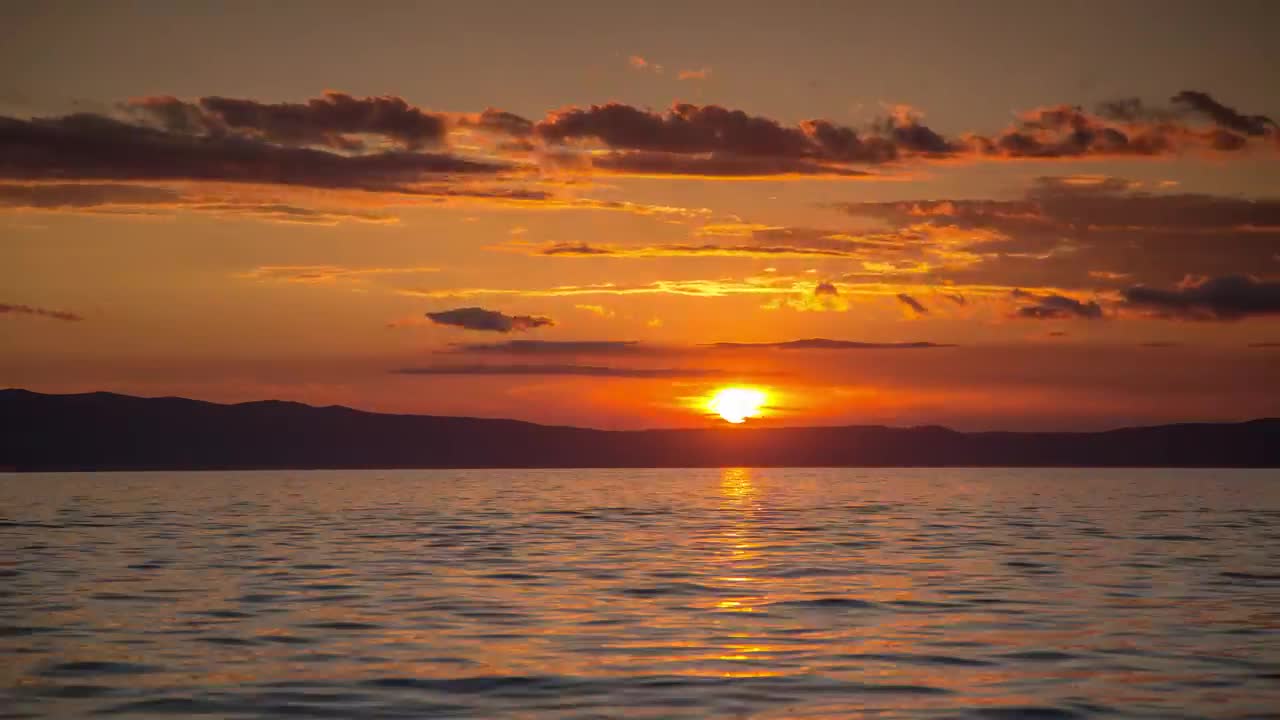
[{"left": 708, "top": 387, "right": 767, "bottom": 424}]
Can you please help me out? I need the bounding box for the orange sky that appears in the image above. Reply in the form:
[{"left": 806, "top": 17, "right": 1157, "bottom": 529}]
[{"left": 2, "top": 1, "right": 1278, "bottom": 429}]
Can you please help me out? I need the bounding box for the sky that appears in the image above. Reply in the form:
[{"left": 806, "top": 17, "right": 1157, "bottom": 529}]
[{"left": 2, "top": 0, "right": 1278, "bottom": 430}]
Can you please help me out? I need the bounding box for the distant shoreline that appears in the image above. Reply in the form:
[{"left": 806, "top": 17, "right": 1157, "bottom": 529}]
[{"left": 4, "top": 388, "right": 1278, "bottom": 470}]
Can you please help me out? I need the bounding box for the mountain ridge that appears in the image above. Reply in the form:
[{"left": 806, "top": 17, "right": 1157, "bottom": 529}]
[{"left": 3, "top": 388, "right": 1277, "bottom": 470}]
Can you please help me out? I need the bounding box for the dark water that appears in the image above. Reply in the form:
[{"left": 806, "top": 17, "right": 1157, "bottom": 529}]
[{"left": 2, "top": 468, "right": 1279, "bottom": 719}]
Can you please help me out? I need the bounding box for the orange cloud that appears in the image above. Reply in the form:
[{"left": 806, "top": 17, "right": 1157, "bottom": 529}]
[
  {"left": 496, "top": 241, "right": 865, "bottom": 259},
  {"left": 239, "top": 265, "right": 440, "bottom": 284},
  {"left": 627, "top": 55, "right": 663, "bottom": 73}
]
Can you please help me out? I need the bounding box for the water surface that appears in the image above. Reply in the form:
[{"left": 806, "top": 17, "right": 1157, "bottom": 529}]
[{"left": 2, "top": 468, "right": 1279, "bottom": 718}]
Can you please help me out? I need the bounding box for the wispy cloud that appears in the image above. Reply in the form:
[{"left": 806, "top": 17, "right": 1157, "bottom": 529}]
[
  {"left": 677, "top": 67, "right": 712, "bottom": 81},
  {"left": 705, "top": 339, "right": 955, "bottom": 350},
  {"left": 448, "top": 340, "right": 647, "bottom": 355},
  {"left": 499, "top": 240, "right": 863, "bottom": 259},
  {"left": 1, "top": 302, "right": 83, "bottom": 322},
  {"left": 627, "top": 55, "right": 663, "bottom": 74},
  {"left": 1010, "top": 289, "right": 1104, "bottom": 320},
  {"left": 0, "top": 182, "right": 400, "bottom": 224},
  {"left": 393, "top": 364, "right": 735, "bottom": 378},
  {"left": 239, "top": 265, "right": 439, "bottom": 284}
]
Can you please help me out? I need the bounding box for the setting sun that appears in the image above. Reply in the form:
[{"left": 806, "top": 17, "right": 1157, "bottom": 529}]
[{"left": 708, "top": 387, "right": 768, "bottom": 424}]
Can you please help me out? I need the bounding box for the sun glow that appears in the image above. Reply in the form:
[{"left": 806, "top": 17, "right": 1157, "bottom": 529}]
[{"left": 708, "top": 387, "right": 767, "bottom": 424}]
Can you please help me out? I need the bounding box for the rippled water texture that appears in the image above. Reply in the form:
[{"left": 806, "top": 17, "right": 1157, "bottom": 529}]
[{"left": 2, "top": 468, "right": 1279, "bottom": 719}]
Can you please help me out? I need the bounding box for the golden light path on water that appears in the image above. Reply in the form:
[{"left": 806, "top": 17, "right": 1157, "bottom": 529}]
[{"left": 712, "top": 468, "right": 787, "bottom": 677}]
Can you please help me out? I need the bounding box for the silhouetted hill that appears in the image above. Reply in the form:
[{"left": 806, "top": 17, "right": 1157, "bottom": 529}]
[{"left": 3, "top": 389, "right": 1277, "bottom": 470}]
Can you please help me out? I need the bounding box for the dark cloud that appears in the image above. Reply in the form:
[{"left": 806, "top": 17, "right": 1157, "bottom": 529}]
[
  {"left": 392, "top": 364, "right": 733, "bottom": 378},
  {"left": 529, "top": 92, "right": 1275, "bottom": 179},
  {"left": 425, "top": 307, "right": 554, "bottom": 333},
  {"left": 835, "top": 175, "right": 1280, "bottom": 291},
  {"left": 5, "top": 90, "right": 1273, "bottom": 193},
  {"left": 533, "top": 102, "right": 960, "bottom": 170},
  {"left": 463, "top": 108, "right": 535, "bottom": 138},
  {"left": 1249, "top": 342, "right": 1280, "bottom": 348},
  {"left": 978, "top": 105, "right": 1175, "bottom": 159},
  {"left": 0, "top": 112, "right": 509, "bottom": 191},
  {"left": 1140, "top": 341, "right": 1181, "bottom": 348},
  {"left": 844, "top": 175, "right": 1280, "bottom": 231},
  {"left": 969, "top": 91, "right": 1277, "bottom": 160},
  {"left": 1011, "top": 289, "right": 1104, "bottom": 320},
  {"left": 814, "top": 281, "right": 839, "bottom": 296},
  {"left": 1, "top": 303, "right": 83, "bottom": 322},
  {"left": 1171, "top": 91, "right": 1277, "bottom": 137},
  {"left": 133, "top": 92, "right": 449, "bottom": 150},
  {"left": 707, "top": 338, "right": 954, "bottom": 350},
  {"left": 127, "top": 96, "right": 213, "bottom": 135},
  {"left": 1121, "top": 275, "right": 1280, "bottom": 321},
  {"left": 449, "top": 340, "right": 646, "bottom": 355},
  {"left": 897, "top": 293, "right": 929, "bottom": 315},
  {"left": 1095, "top": 97, "right": 1170, "bottom": 123},
  {"left": 537, "top": 102, "right": 812, "bottom": 156}
]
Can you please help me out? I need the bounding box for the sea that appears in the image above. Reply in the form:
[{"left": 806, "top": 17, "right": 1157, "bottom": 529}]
[{"left": 2, "top": 468, "right": 1278, "bottom": 719}]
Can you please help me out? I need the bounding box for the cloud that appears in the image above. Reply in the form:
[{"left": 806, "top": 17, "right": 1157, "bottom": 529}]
[
  {"left": 131, "top": 92, "right": 449, "bottom": 150},
  {"left": 1170, "top": 91, "right": 1277, "bottom": 137},
  {"left": 444, "top": 338, "right": 960, "bottom": 359},
  {"left": 0, "top": 182, "right": 181, "bottom": 207},
  {"left": 512, "top": 240, "right": 863, "bottom": 259},
  {"left": 424, "top": 307, "right": 555, "bottom": 332},
  {"left": 973, "top": 92, "right": 1277, "bottom": 159},
  {"left": 459, "top": 108, "right": 535, "bottom": 138},
  {"left": 0, "top": 182, "right": 400, "bottom": 224},
  {"left": 573, "top": 304, "right": 614, "bottom": 317},
  {"left": 405, "top": 276, "right": 821, "bottom": 299},
  {"left": 834, "top": 175, "right": 1280, "bottom": 291},
  {"left": 525, "top": 91, "right": 1276, "bottom": 180},
  {"left": 897, "top": 293, "right": 929, "bottom": 315},
  {"left": 695, "top": 222, "right": 783, "bottom": 237},
  {"left": 1121, "top": 275, "right": 1280, "bottom": 321},
  {"left": 533, "top": 101, "right": 961, "bottom": 171},
  {"left": 447, "top": 340, "right": 647, "bottom": 355},
  {"left": 627, "top": 55, "right": 663, "bottom": 74},
  {"left": 0, "top": 112, "right": 509, "bottom": 192},
  {"left": 706, "top": 339, "right": 954, "bottom": 350},
  {"left": 1011, "top": 289, "right": 1104, "bottom": 320},
  {"left": 678, "top": 67, "right": 712, "bottom": 81},
  {"left": 1, "top": 303, "right": 83, "bottom": 321},
  {"left": 772, "top": 281, "right": 849, "bottom": 312},
  {"left": 392, "top": 364, "right": 731, "bottom": 378},
  {"left": 587, "top": 151, "right": 872, "bottom": 179},
  {"left": 240, "top": 265, "right": 439, "bottom": 283},
  {"left": 6, "top": 89, "right": 1273, "bottom": 197}
]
